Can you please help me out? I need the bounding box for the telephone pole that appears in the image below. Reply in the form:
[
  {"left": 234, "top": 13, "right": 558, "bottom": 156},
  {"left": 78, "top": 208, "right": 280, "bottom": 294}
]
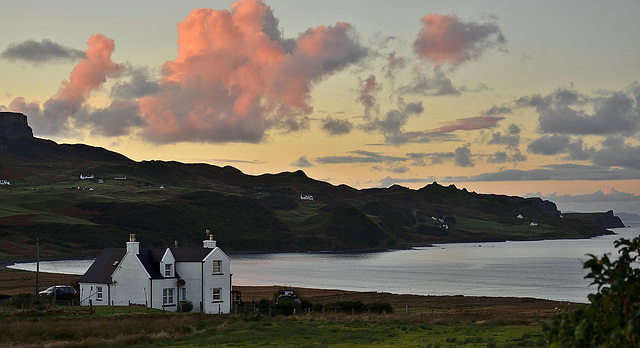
[{"left": 34, "top": 238, "right": 40, "bottom": 299}]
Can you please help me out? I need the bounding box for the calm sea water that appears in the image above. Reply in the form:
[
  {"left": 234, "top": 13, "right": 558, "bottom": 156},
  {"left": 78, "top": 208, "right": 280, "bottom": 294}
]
[{"left": 8, "top": 225, "right": 639, "bottom": 303}]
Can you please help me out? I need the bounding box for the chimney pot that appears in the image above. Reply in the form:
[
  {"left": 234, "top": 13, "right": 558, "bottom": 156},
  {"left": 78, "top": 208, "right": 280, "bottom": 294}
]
[{"left": 129, "top": 234, "right": 136, "bottom": 242}]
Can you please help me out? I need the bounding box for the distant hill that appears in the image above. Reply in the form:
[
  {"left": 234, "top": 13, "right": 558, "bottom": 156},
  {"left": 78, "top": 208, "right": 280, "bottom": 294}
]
[{"left": 0, "top": 136, "right": 620, "bottom": 260}]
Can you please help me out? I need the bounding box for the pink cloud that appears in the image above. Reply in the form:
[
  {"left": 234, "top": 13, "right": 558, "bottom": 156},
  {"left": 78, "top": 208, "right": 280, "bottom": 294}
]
[
  {"left": 10, "top": 34, "right": 124, "bottom": 136},
  {"left": 413, "top": 13, "right": 505, "bottom": 67},
  {"left": 140, "top": 0, "right": 367, "bottom": 143},
  {"left": 357, "top": 75, "right": 380, "bottom": 117}
]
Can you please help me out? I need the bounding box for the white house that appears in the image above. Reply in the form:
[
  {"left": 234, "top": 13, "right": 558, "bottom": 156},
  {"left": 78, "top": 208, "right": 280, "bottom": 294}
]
[{"left": 79, "top": 234, "right": 232, "bottom": 314}]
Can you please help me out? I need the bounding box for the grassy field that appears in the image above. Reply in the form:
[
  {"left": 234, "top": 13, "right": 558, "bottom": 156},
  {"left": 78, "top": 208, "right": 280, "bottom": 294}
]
[
  {"left": 0, "top": 269, "right": 568, "bottom": 347},
  {"left": 0, "top": 307, "right": 548, "bottom": 347}
]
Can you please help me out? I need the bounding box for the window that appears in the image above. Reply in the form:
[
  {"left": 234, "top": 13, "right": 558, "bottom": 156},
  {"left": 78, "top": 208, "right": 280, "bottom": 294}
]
[
  {"left": 212, "top": 260, "right": 221, "bottom": 274},
  {"left": 164, "top": 264, "right": 172, "bottom": 276},
  {"left": 181, "top": 287, "right": 187, "bottom": 301},
  {"left": 96, "top": 286, "right": 103, "bottom": 301},
  {"left": 212, "top": 288, "right": 222, "bottom": 301},
  {"left": 163, "top": 288, "right": 174, "bottom": 304}
]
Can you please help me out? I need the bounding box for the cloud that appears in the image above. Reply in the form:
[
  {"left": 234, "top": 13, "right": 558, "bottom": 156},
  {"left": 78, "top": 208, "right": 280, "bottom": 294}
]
[
  {"left": 413, "top": 13, "right": 506, "bottom": 67},
  {"left": 357, "top": 74, "right": 381, "bottom": 117},
  {"left": 9, "top": 34, "right": 124, "bottom": 136},
  {"left": 408, "top": 151, "right": 456, "bottom": 165},
  {"left": 391, "top": 165, "right": 410, "bottom": 174},
  {"left": 454, "top": 144, "right": 474, "bottom": 167},
  {"left": 316, "top": 150, "right": 405, "bottom": 164},
  {"left": 487, "top": 123, "right": 520, "bottom": 149},
  {"left": 516, "top": 86, "right": 592, "bottom": 109},
  {"left": 591, "top": 137, "right": 640, "bottom": 170},
  {"left": 414, "top": 116, "right": 504, "bottom": 138},
  {"left": 518, "top": 84, "right": 639, "bottom": 136},
  {"left": 73, "top": 100, "right": 145, "bottom": 137},
  {"left": 292, "top": 155, "right": 313, "bottom": 168},
  {"left": 535, "top": 188, "right": 640, "bottom": 215},
  {"left": 110, "top": 65, "right": 160, "bottom": 99},
  {"left": 381, "top": 52, "right": 406, "bottom": 83},
  {"left": 321, "top": 116, "right": 353, "bottom": 135},
  {"left": 483, "top": 104, "right": 512, "bottom": 116},
  {"left": 361, "top": 98, "right": 424, "bottom": 145},
  {"left": 527, "top": 134, "right": 571, "bottom": 155},
  {"left": 449, "top": 163, "right": 640, "bottom": 182},
  {"left": 138, "top": 0, "right": 368, "bottom": 144},
  {"left": 399, "top": 68, "right": 460, "bottom": 96},
  {"left": 1, "top": 39, "right": 85, "bottom": 64}
]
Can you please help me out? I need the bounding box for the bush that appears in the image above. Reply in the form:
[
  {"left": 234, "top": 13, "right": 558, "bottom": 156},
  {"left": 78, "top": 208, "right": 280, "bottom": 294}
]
[
  {"left": 365, "top": 301, "right": 394, "bottom": 314},
  {"left": 256, "top": 298, "right": 272, "bottom": 310},
  {"left": 325, "top": 301, "right": 366, "bottom": 313},
  {"left": 545, "top": 235, "right": 640, "bottom": 346},
  {"left": 272, "top": 300, "right": 301, "bottom": 316},
  {"left": 179, "top": 300, "right": 193, "bottom": 313}
]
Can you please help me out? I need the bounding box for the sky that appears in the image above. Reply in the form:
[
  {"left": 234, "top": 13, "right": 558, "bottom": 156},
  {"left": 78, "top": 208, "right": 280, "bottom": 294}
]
[{"left": 1, "top": 0, "right": 639, "bottom": 216}]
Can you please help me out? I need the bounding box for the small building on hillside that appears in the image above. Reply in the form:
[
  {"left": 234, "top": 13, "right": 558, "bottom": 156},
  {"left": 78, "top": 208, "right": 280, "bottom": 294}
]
[{"left": 79, "top": 234, "right": 231, "bottom": 314}]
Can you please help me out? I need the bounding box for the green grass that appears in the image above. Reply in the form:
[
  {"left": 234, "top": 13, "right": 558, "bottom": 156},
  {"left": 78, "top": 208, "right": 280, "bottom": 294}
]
[
  {"left": 142, "top": 317, "right": 545, "bottom": 347},
  {"left": 0, "top": 304, "right": 547, "bottom": 347}
]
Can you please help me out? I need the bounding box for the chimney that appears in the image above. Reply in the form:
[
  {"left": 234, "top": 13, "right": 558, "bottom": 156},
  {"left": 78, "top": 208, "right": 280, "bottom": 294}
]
[
  {"left": 127, "top": 234, "right": 140, "bottom": 254},
  {"left": 203, "top": 232, "right": 217, "bottom": 249}
]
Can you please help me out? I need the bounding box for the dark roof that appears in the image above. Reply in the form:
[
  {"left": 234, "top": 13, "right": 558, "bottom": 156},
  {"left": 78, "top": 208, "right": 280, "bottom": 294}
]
[
  {"left": 169, "top": 247, "right": 214, "bottom": 262},
  {"left": 137, "top": 249, "right": 164, "bottom": 279},
  {"left": 80, "top": 247, "right": 214, "bottom": 283},
  {"left": 79, "top": 248, "right": 126, "bottom": 284}
]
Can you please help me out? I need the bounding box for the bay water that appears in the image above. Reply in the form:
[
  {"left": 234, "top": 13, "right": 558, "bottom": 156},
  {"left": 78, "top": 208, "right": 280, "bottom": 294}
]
[{"left": 8, "top": 225, "right": 639, "bottom": 303}]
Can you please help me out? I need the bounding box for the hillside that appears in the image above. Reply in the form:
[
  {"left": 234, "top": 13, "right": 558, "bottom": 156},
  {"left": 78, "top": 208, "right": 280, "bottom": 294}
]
[{"left": 0, "top": 136, "right": 618, "bottom": 260}]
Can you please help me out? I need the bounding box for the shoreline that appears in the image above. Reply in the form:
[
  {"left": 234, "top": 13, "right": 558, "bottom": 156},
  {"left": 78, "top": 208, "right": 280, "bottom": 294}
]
[{"left": 0, "top": 268, "right": 576, "bottom": 319}]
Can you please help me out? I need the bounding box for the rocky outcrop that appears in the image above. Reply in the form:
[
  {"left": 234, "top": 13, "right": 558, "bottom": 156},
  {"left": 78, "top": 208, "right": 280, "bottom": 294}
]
[
  {"left": 595, "top": 210, "right": 626, "bottom": 228},
  {"left": 0, "top": 112, "right": 33, "bottom": 139}
]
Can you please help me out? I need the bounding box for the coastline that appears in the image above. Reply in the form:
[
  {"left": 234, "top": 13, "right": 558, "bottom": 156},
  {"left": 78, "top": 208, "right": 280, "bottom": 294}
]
[{"left": 0, "top": 267, "right": 575, "bottom": 320}]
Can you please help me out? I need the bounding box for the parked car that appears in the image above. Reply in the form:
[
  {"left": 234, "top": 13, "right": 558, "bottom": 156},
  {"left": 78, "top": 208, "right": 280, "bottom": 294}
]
[
  {"left": 39, "top": 285, "right": 77, "bottom": 299},
  {"left": 276, "top": 290, "right": 301, "bottom": 304}
]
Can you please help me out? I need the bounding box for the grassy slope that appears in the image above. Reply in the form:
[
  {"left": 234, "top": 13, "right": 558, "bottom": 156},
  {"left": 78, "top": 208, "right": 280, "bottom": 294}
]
[{"left": 0, "top": 137, "right": 615, "bottom": 260}]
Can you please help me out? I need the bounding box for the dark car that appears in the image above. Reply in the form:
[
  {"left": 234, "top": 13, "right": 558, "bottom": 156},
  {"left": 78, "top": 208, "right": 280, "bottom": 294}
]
[{"left": 39, "top": 285, "right": 77, "bottom": 299}]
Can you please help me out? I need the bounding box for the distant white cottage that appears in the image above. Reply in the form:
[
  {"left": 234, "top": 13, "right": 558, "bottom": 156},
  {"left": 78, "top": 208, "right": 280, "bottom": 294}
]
[
  {"left": 300, "top": 194, "right": 313, "bottom": 201},
  {"left": 80, "top": 174, "right": 94, "bottom": 180},
  {"left": 0, "top": 179, "right": 10, "bottom": 185},
  {"left": 79, "top": 234, "right": 231, "bottom": 314}
]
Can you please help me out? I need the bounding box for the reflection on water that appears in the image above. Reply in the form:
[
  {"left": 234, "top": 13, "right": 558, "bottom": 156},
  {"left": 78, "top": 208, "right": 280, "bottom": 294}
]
[
  {"left": 7, "top": 259, "right": 94, "bottom": 275},
  {"left": 7, "top": 226, "right": 639, "bottom": 303}
]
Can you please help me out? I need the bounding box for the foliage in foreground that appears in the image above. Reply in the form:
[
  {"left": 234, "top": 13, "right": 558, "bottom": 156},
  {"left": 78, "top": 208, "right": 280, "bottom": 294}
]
[{"left": 545, "top": 235, "right": 640, "bottom": 347}]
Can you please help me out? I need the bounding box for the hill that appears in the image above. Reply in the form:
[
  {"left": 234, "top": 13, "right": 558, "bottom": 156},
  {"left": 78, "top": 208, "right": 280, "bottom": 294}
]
[{"left": 0, "top": 136, "right": 619, "bottom": 260}]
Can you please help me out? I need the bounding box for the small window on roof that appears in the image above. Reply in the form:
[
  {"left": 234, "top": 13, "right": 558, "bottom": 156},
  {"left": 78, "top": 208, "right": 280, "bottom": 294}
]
[{"left": 112, "top": 260, "right": 119, "bottom": 266}]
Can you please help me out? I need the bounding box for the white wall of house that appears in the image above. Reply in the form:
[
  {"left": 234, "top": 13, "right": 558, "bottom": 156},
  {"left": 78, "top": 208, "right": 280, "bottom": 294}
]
[
  {"left": 160, "top": 249, "right": 175, "bottom": 278},
  {"left": 202, "top": 247, "right": 231, "bottom": 314},
  {"left": 150, "top": 278, "right": 180, "bottom": 311},
  {"left": 110, "top": 252, "right": 151, "bottom": 306},
  {"left": 79, "top": 282, "right": 112, "bottom": 306},
  {"left": 175, "top": 261, "right": 206, "bottom": 312}
]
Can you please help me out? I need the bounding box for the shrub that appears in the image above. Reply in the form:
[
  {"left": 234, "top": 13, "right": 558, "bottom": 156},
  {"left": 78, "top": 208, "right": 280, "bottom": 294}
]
[
  {"left": 179, "top": 300, "right": 193, "bottom": 313},
  {"left": 325, "top": 300, "right": 366, "bottom": 313},
  {"left": 365, "top": 301, "right": 394, "bottom": 314},
  {"left": 273, "top": 300, "right": 301, "bottom": 316},
  {"left": 545, "top": 235, "right": 640, "bottom": 346},
  {"left": 256, "top": 298, "right": 272, "bottom": 310}
]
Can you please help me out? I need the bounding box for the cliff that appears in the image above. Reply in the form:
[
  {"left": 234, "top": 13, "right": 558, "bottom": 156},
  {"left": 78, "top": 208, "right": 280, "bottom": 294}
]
[
  {"left": 564, "top": 210, "right": 626, "bottom": 229},
  {"left": 0, "top": 112, "right": 33, "bottom": 139}
]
